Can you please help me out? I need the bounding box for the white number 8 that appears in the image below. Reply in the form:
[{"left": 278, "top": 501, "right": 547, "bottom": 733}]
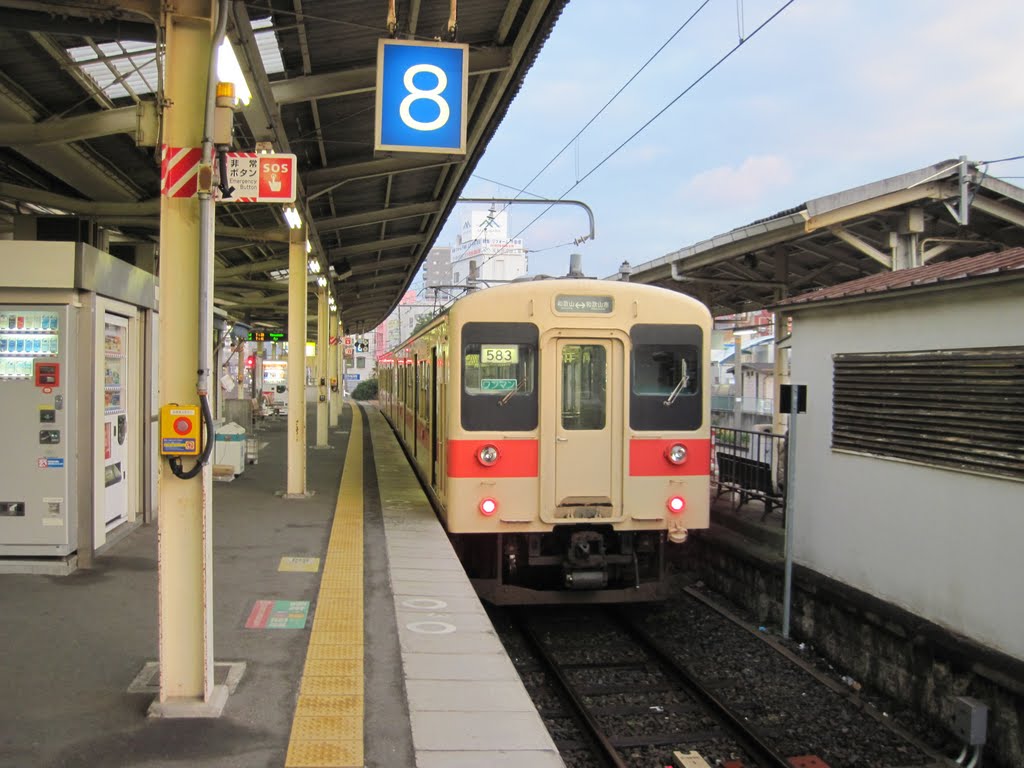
[{"left": 400, "top": 64, "right": 450, "bottom": 132}]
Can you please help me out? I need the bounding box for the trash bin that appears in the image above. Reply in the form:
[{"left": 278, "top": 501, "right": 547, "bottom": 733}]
[{"left": 214, "top": 421, "right": 247, "bottom": 476}]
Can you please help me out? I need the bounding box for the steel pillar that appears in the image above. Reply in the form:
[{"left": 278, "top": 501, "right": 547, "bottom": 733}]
[
  {"left": 153, "top": 0, "right": 223, "bottom": 717},
  {"left": 315, "top": 285, "right": 329, "bottom": 447},
  {"left": 328, "top": 314, "right": 340, "bottom": 427},
  {"left": 287, "top": 226, "right": 308, "bottom": 496}
]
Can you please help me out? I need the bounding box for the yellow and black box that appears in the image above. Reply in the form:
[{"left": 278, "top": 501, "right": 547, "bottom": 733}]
[{"left": 160, "top": 404, "right": 202, "bottom": 456}]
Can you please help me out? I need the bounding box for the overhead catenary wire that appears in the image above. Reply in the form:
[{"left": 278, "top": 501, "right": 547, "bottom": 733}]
[
  {"left": 979, "top": 154, "right": 1024, "bottom": 165},
  {"left": 461, "top": 0, "right": 798, "bottom": 290},
  {"left": 448, "top": 0, "right": 716, "bottom": 287}
]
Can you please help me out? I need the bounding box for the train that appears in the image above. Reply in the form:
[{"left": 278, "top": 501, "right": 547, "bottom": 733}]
[{"left": 377, "top": 270, "right": 712, "bottom": 604}]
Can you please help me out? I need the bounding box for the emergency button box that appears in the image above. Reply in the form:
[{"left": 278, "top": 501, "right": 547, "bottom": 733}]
[{"left": 160, "top": 404, "right": 202, "bottom": 456}]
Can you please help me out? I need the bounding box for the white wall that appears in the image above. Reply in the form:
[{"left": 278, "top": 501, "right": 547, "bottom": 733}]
[{"left": 789, "top": 283, "right": 1024, "bottom": 661}]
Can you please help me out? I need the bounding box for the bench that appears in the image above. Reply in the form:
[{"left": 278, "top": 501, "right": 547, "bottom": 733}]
[{"left": 715, "top": 452, "right": 784, "bottom": 522}]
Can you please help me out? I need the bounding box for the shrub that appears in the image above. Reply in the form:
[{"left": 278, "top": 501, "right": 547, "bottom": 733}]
[{"left": 350, "top": 378, "right": 378, "bottom": 401}]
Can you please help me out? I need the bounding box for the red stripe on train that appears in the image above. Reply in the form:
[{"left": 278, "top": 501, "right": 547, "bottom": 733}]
[
  {"left": 629, "top": 438, "right": 711, "bottom": 476},
  {"left": 447, "top": 439, "right": 539, "bottom": 478}
]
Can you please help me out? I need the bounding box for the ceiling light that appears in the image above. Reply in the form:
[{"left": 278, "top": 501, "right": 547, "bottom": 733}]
[
  {"left": 308, "top": 258, "right": 321, "bottom": 274},
  {"left": 283, "top": 207, "right": 302, "bottom": 229},
  {"left": 305, "top": 238, "right": 312, "bottom": 254},
  {"left": 316, "top": 276, "right": 327, "bottom": 287}
]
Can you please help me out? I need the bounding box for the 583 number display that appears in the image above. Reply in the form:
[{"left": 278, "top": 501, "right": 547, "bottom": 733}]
[{"left": 481, "top": 345, "right": 518, "bottom": 365}]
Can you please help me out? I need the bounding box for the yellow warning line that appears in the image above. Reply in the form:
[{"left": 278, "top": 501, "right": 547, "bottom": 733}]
[{"left": 285, "top": 402, "right": 364, "bottom": 768}]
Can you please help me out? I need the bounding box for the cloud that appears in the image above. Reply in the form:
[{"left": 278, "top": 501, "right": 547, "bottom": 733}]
[{"left": 680, "top": 155, "right": 794, "bottom": 205}]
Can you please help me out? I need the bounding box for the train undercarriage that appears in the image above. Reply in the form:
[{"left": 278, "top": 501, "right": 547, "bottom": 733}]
[{"left": 453, "top": 525, "right": 668, "bottom": 605}]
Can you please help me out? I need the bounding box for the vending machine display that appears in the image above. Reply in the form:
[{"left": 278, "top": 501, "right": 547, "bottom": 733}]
[
  {"left": 102, "top": 316, "right": 129, "bottom": 528},
  {"left": 0, "top": 309, "right": 59, "bottom": 379},
  {"left": 0, "top": 304, "right": 76, "bottom": 556}
]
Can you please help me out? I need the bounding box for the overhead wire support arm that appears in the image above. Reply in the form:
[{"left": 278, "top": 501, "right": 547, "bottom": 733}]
[{"left": 457, "top": 197, "right": 596, "bottom": 244}]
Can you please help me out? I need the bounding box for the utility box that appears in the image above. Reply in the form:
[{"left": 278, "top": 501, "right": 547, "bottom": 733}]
[
  {"left": 214, "top": 422, "right": 247, "bottom": 476},
  {"left": 952, "top": 696, "right": 988, "bottom": 745}
]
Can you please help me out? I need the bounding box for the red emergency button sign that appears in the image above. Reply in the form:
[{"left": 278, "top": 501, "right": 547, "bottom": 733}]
[{"left": 173, "top": 417, "right": 193, "bottom": 435}]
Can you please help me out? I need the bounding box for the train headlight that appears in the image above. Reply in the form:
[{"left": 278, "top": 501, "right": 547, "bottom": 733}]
[
  {"left": 479, "top": 497, "right": 498, "bottom": 516},
  {"left": 477, "top": 444, "right": 500, "bottom": 466},
  {"left": 664, "top": 443, "right": 688, "bottom": 465},
  {"left": 666, "top": 496, "right": 686, "bottom": 515}
]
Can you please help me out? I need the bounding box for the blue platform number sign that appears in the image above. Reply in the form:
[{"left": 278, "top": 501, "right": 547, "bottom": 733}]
[{"left": 375, "top": 39, "right": 468, "bottom": 154}]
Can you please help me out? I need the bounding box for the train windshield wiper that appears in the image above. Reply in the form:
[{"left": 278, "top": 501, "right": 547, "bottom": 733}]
[
  {"left": 662, "top": 360, "right": 690, "bottom": 407},
  {"left": 498, "top": 378, "right": 526, "bottom": 406}
]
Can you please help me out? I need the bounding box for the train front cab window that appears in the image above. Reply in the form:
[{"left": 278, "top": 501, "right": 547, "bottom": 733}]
[
  {"left": 461, "top": 322, "right": 538, "bottom": 431},
  {"left": 630, "top": 323, "right": 703, "bottom": 430}
]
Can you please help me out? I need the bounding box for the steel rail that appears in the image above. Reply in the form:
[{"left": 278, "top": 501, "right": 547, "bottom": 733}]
[
  {"left": 517, "top": 612, "right": 628, "bottom": 768},
  {"left": 613, "top": 609, "right": 795, "bottom": 768}
]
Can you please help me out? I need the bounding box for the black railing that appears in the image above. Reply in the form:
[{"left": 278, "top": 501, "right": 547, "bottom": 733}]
[{"left": 711, "top": 426, "right": 787, "bottom": 522}]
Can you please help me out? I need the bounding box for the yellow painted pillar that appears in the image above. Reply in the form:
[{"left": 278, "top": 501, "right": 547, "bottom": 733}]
[
  {"left": 286, "top": 226, "right": 307, "bottom": 495},
  {"left": 328, "top": 312, "right": 339, "bottom": 427},
  {"left": 154, "top": 0, "right": 220, "bottom": 715},
  {"left": 315, "top": 285, "right": 329, "bottom": 447}
]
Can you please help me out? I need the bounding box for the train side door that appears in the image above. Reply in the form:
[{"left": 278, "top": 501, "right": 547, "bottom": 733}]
[
  {"left": 412, "top": 353, "right": 419, "bottom": 459},
  {"left": 550, "top": 338, "right": 622, "bottom": 517},
  {"left": 430, "top": 347, "right": 438, "bottom": 487}
]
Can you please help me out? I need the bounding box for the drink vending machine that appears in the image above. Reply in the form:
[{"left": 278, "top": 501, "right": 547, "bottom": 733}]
[{"left": 0, "top": 241, "right": 156, "bottom": 565}]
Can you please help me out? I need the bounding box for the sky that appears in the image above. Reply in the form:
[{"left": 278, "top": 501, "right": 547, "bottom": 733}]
[{"left": 431, "top": 0, "right": 1024, "bottom": 282}]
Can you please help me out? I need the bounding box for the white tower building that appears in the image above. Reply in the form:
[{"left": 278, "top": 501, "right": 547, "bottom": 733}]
[{"left": 450, "top": 207, "right": 528, "bottom": 288}]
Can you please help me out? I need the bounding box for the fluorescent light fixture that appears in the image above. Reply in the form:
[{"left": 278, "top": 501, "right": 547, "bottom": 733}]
[
  {"left": 217, "top": 40, "right": 252, "bottom": 105},
  {"left": 308, "top": 258, "right": 321, "bottom": 274},
  {"left": 305, "top": 238, "right": 312, "bottom": 254},
  {"left": 733, "top": 328, "right": 757, "bottom": 336},
  {"left": 283, "top": 206, "right": 302, "bottom": 229},
  {"left": 316, "top": 276, "right": 327, "bottom": 287}
]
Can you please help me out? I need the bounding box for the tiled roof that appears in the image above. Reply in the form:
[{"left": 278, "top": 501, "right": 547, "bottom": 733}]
[{"left": 775, "top": 247, "right": 1024, "bottom": 308}]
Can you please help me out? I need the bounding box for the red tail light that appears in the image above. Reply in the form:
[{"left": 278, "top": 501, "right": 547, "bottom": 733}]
[
  {"left": 667, "top": 496, "right": 686, "bottom": 514},
  {"left": 479, "top": 498, "right": 498, "bottom": 516}
]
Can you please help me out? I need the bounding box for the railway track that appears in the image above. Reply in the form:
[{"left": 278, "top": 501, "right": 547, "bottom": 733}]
[
  {"left": 496, "top": 588, "right": 953, "bottom": 768},
  {"left": 516, "top": 606, "right": 795, "bottom": 767}
]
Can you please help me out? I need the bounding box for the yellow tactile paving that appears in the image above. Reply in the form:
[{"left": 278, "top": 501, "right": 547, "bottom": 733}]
[
  {"left": 306, "top": 630, "right": 364, "bottom": 648},
  {"left": 286, "top": 401, "right": 364, "bottom": 768},
  {"left": 285, "top": 741, "right": 363, "bottom": 768},
  {"left": 293, "top": 694, "right": 362, "bottom": 717},
  {"left": 304, "top": 644, "right": 364, "bottom": 661},
  {"left": 310, "top": 618, "right": 363, "bottom": 635},
  {"left": 291, "top": 714, "right": 363, "bottom": 740},
  {"left": 302, "top": 659, "right": 362, "bottom": 678},
  {"left": 300, "top": 675, "right": 362, "bottom": 696}
]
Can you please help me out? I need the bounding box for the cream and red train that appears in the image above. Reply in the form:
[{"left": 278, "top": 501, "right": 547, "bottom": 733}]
[{"left": 377, "top": 277, "right": 711, "bottom": 604}]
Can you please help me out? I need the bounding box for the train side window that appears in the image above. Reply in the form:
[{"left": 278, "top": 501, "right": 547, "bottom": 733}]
[
  {"left": 461, "top": 322, "right": 538, "bottom": 431},
  {"left": 630, "top": 324, "right": 703, "bottom": 431}
]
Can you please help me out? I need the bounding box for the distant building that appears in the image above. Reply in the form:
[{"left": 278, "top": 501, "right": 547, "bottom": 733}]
[
  {"left": 450, "top": 207, "right": 527, "bottom": 288},
  {"left": 420, "top": 246, "right": 451, "bottom": 298},
  {"left": 375, "top": 290, "right": 441, "bottom": 352}
]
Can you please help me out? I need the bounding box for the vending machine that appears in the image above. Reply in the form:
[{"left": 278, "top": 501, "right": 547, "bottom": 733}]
[
  {"left": 0, "top": 304, "right": 79, "bottom": 556},
  {"left": 0, "top": 241, "right": 156, "bottom": 565}
]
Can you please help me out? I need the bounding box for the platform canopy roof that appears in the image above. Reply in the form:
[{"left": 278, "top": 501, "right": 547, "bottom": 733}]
[
  {"left": 625, "top": 159, "right": 1024, "bottom": 317},
  {"left": 0, "top": 0, "right": 568, "bottom": 333}
]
